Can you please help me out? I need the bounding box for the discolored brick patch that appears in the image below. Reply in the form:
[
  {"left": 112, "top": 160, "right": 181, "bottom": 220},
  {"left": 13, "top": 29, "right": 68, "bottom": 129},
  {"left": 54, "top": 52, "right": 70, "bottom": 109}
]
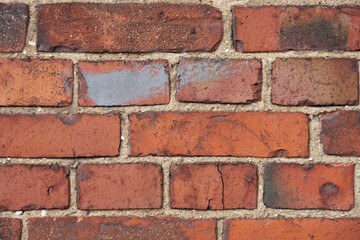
[
  {"left": 29, "top": 217, "right": 217, "bottom": 240},
  {"left": 78, "top": 60, "right": 169, "bottom": 106},
  {"left": 263, "top": 163, "right": 354, "bottom": 210},
  {"left": 233, "top": 6, "right": 360, "bottom": 52},
  {"left": 272, "top": 58, "right": 359, "bottom": 106},
  {"left": 37, "top": 3, "right": 223, "bottom": 53},
  {"left": 0, "top": 3, "right": 28, "bottom": 52},
  {"left": 177, "top": 58, "right": 262, "bottom": 103}
]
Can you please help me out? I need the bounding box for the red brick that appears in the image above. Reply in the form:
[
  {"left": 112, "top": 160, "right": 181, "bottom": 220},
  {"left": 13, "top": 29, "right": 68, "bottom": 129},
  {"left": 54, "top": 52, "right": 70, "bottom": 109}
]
[
  {"left": 78, "top": 60, "right": 169, "bottom": 106},
  {"left": 0, "top": 3, "right": 28, "bottom": 52},
  {"left": 177, "top": 58, "right": 261, "bottom": 103},
  {"left": 29, "top": 216, "right": 216, "bottom": 240},
  {"left": 272, "top": 58, "right": 359, "bottom": 106},
  {"left": 264, "top": 163, "right": 354, "bottom": 210},
  {"left": 77, "top": 164, "right": 163, "bottom": 210},
  {"left": 171, "top": 163, "right": 257, "bottom": 210},
  {"left": 37, "top": 3, "right": 223, "bottom": 53},
  {"left": 0, "top": 165, "right": 69, "bottom": 210},
  {"left": 223, "top": 218, "right": 360, "bottom": 240},
  {"left": 321, "top": 111, "right": 360, "bottom": 156},
  {"left": 0, "top": 218, "right": 22, "bottom": 240},
  {"left": 0, "top": 59, "right": 73, "bottom": 106},
  {"left": 130, "top": 112, "right": 309, "bottom": 157},
  {"left": 233, "top": 6, "right": 360, "bottom": 52},
  {"left": 0, "top": 114, "right": 120, "bottom": 158}
]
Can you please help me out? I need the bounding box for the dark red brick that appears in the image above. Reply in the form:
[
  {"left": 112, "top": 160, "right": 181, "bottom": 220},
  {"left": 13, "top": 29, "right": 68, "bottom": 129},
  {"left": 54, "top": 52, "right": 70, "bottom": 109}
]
[
  {"left": 0, "top": 3, "right": 28, "bottom": 52},
  {"left": 0, "top": 218, "right": 22, "bottom": 240},
  {"left": 233, "top": 6, "right": 360, "bottom": 52},
  {"left": 0, "top": 114, "right": 120, "bottom": 158},
  {"left": 177, "top": 58, "right": 262, "bottom": 103},
  {"left": 29, "top": 217, "right": 216, "bottom": 240},
  {"left": 272, "top": 58, "right": 359, "bottom": 106},
  {"left": 0, "top": 165, "right": 69, "bottom": 210},
  {"left": 171, "top": 163, "right": 257, "bottom": 210},
  {"left": 37, "top": 3, "right": 223, "bottom": 53},
  {"left": 321, "top": 111, "right": 360, "bottom": 156},
  {"left": 223, "top": 218, "right": 360, "bottom": 240},
  {"left": 77, "top": 164, "right": 163, "bottom": 210},
  {"left": 264, "top": 163, "right": 354, "bottom": 210},
  {"left": 78, "top": 60, "right": 169, "bottom": 106},
  {"left": 0, "top": 58, "right": 73, "bottom": 106},
  {"left": 130, "top": 112, "right": 309, "bottom": 157}
]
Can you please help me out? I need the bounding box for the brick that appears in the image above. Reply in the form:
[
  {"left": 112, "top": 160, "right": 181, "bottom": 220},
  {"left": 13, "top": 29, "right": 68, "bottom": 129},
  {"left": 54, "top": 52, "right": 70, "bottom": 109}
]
[
  {"left": 264, "top": 163, "right": 354, "bottom": 210},
  {"left": 177, "top": 58, "right": 262, "bottom": 103},
  {"left": 321, "top": 111, "right": 360, "bottom": 156},
  {"left": 0, "top": 165, "right": 69, "bottom": 210},
  {"left": 130, "top": 112, "right": 309, "bottom": 157},
  {"left": 29, "top": 216, "right": 216, "bottom": 240},
  {"left": 77, "top": 164, "right": 163, "bottom": 210},
  {"left": 37, "top": 3, "right": 223, "bottom": 53},
  {"left": 78, "top": 60, "right": 169, "bottom": 106},
  {"left": 171, "top": 163, "right": 257, "bottom": 210},
  {"left": 0, "top": 3, "right": 28, "bottom": 52},
  {"left": 0, "top": 114, "right": 120, "bottom": 158},
  {"left": 272, "top": 58, "right": 359, "bottom": 106},
  {"left": 223, "top": 218, "right": 360, "bottom": 240},
  {"left": 0, "top": 59, "right": 73, "bottom": 106},
  {"left": 0, "top": 218, "right": 22, "bottom": 240},
  {"left": 233, "top": 6, "right": 360, "bottom": 52}
]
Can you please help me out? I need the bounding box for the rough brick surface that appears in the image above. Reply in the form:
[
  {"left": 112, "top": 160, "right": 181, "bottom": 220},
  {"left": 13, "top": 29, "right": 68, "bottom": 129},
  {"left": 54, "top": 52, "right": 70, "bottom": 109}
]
[
  {"left": 171, "top": 164, "right": 257, "bottom": 210},
  {"left": 0, "top": 114, "right": 120, "bottom": 158},
  {"left": 0, "top": 3, "right": 28, "bottom": 52},
  {"left": 272, "top": 58, "right": 359, "bottom": 106},
  {"left": 177, "top": 58, "right": 262, "bottom": 103},
  {"left": 37, "top": 3, "right": 223, "bottom": 53},
  {"left": 0, "top": 218, "right": 22, "bottom": 240},
  {"left": 29, "top": 217, "right": 216, "bottom": 240},
  {"left": 0, "top": 165, "right": 69, "bottom": 210},
  {"left": 223, "top": 218, "right": 360, "bottom": 240},
  {"left": 130, "top": 112, "right": 309, "bottom": 157},
  {"left": 264, "top": 163, "right": 354, "bottom": 210},
  {"left": 77, "top": 164, "right": 163, "bottom": 210},
  {"left": 321, "top": 111, "right": 360, "bottom": 156},
  {"left": 78, "top": 60, "right": 169, "bottom": 106},
  {"left": 233, "top": 6, "right": 360, "bottom": 52},
  {"left": 0, "top": 59, "right": 73, "bottom": 106}
]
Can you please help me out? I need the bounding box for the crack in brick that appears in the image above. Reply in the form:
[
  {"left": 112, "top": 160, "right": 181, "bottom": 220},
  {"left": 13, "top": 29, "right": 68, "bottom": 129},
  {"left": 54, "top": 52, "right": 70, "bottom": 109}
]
[{"left": 217, "top": 165, "right": 225, "bottom": 209}]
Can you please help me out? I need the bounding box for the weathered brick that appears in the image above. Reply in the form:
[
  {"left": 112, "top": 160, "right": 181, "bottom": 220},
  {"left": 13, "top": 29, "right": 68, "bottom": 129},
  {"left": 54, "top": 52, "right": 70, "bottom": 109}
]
[
  {"left": 130, "top": 112, "right": 309, "bottom": 157},
  {"left": 0, "top": 59, "right": 73, "bottom": 106},
  {"left": 171, "top": 163, "right": 257, "bottom": 210},
  {"left": 0, "top": 165, "right": 69, "bottom": 210},
  {"left": 177, "top": 58, "right": 262, "bottom": 103},
  {"left": 0, "top": 114, "right": 120, "bottom": 158},
  {"left": 0, "top": 3, "right": 28, "bottom": 52},
  {"left": 264, "top": 163, "right": 354, "bottom": 210},
  {"left": 272, "top": 58, "right": 359, "bottom": 106},
  {"left": 321, "top": 111, "right": 360, "bottom": 156},
  {"left": 77, "top": 164, "right": 163, "bottom": 210},
  {"left": 233, "top": 6, "right": 360, "bottom": 52},
  {"left": 37, "top": 3, "right": 223, "bottom": 53},
  {"left": 29, "top": 217, "right": 216, "bottom": 240},
  {"left": 223, "top": 218, "right": 360, "bottom": 240},
  {"left": 78, "top": 60, "right": 169, "bottom": 106},
  {"left": 0, "top": 218, "right": 22, "bottom": 240}
]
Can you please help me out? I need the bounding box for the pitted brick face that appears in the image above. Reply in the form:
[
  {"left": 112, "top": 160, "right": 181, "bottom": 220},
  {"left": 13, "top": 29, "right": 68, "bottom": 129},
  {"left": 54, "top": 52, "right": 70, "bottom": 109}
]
[
  {"left": 78, "top": 60, "right": 169, "bottom": 106},
  {"left": 37, "top": 3, "right": 223, "bottom": 53},
  {"left": 233, "top": 6, "right": 360, "bottom": 52},
  {"left": 0, "top": 3, "right": 28, "bottom": 52},
  {"left": 177, "top": 58, "right": 262, "bottom": 103}
]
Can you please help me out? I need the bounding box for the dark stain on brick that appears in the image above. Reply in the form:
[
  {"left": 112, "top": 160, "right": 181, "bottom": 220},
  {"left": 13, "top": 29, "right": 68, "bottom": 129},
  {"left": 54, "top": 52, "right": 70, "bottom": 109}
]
[
  {"left": 263, "top": 163, "right": 281, "bottom": 208},
  {"left": 56, "top": 114, "right": 83, "bottom": 125},
  {"left": 280, "top": 17, "right": 348, "bottom": 50},
  {"left": 320, "top": 183, "right": 339, "bottom": 197}
]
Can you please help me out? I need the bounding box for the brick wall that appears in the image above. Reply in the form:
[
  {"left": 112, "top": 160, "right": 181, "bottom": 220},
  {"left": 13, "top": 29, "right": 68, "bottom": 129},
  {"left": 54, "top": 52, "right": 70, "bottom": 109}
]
[{"left": 0, "top": 0, "right": 360, "bottom": 239}]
